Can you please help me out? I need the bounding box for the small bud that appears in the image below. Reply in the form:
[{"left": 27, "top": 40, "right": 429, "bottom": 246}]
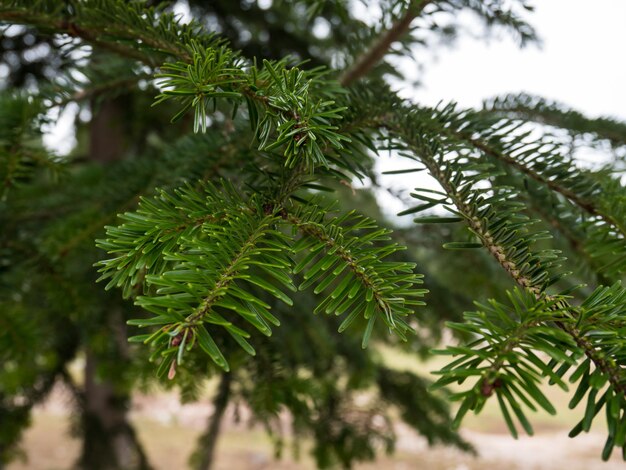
[
  {"left": 481, "top": 377, "right": 503, "bottom": 397},
  {"left": 168, "top": 360, "right": 177, "bottom": 380},
  {"left": 171, "top": 331, "right": 184, "bottom": 347},
  {"left": 263, "top": 203, "right": 274, "bottom": 215}
]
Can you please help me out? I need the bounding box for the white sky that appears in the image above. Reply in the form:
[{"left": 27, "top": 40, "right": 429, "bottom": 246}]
[
  {"left": 408, "top": 0, "right": 626, "bottom": 118},
  {"left": 372, "top": 0, "right": 626, "bottom": 216}
]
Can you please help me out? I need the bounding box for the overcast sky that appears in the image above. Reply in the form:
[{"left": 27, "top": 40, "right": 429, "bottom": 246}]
[
  {"left": 373, "top": 0, "right": 626, "bottom": 215},
  {"left": 408, "top": 0, "right": 626, "bottom": 118}
]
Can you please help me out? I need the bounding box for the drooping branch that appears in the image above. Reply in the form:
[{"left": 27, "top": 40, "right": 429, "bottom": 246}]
[
  {"left": 0, "top": 8, "right": 184, "bottom": 64},
  {"left": 400, "top": 102, "right": 626, "bottom": 239},
  {"left": 54, "top": 75, "right": 149, "bottom": 107},
  {"left": 415, "top": 149, "right": 541, "bottom": 294},
  {"left": 0, "top": 5, "right": 300, "bottom": 111}
]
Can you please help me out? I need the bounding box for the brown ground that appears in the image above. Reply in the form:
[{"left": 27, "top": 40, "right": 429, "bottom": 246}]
[{"left": 7, "top": 383, "right": 624, "bottom": 470}]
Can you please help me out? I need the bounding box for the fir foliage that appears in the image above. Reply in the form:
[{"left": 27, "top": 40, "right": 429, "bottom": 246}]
[{"left": 2, "top": 0, "right": 626, "bottom": 467}]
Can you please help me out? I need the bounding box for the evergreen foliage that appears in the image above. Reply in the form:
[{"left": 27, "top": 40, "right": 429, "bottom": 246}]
[{"left": 1, "top": 0, "right": 625, "bottom": 468}]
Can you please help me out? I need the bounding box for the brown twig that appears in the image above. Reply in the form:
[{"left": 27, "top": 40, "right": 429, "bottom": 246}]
[{"left": 339, "top": 0, "right": 433, "bottom": 86}]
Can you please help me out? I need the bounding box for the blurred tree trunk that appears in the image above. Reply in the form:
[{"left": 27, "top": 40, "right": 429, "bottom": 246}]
[
  {"left": 190, "top": 373, "right": 232, "bottom": 470},
  {"left": 78, "top": 349, "right": 150, "bottom": 469},
  {"left": 89, "top": 96, "right": 127, "bottom": 164},
  {"left": 76, "top": 97, "right": 150, "bottom": 470}
]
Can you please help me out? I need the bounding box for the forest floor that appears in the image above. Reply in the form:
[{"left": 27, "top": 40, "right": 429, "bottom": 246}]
[{"left": 8, "top": 350, "right": 626, "bottom": 470}]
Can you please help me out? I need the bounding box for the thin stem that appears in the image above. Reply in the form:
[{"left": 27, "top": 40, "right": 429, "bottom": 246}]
[
  {"left": 3, "top": 11, "right": 159, "bottom": 63},
  {"left": 485, "top": 104, "right": 626, "bottom": 149},
  {"left": 364, "top": 101, "right": 626, "bottom": 238},
  {"left": 53, "top": 75, "right": 149, "bottom": 107}
]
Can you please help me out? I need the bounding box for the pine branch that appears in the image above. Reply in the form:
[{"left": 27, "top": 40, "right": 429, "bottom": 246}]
[
  {"left": 432, "top": 289, "right": 573, "bottom": 435},
  {"left": 389, "top": 107, "right": 626, "bottom": 457},
  {"left": 99, "top": 189, "right": 426, "bottom": 370},
  {"left": 286, "top": 204, "right": 427, "bottom": 346},
  {"left": 404, "top": 148, "right": 551, "bottom": 294},
  {"left": 463, "top": 133, "right": 626, "bottom": 238},
  {"left": 484, "top": 93, "right": 626, "bottom": 149},
  {"left": 0, "top": 4, "right": 259, "bottom": 104},
  {"left": 400, "top": 127, "right": 626, "bottom": 395},
  {"left": 95, "top": 182, "right": 232, "bottom": 297},
  {"left": 132, "top": 216, "right": 294, "bottom": 372},
  {"left": 0, "top": 93, "right": 64, "bottom": 199},
  {"left": 339, "top": 0, "right": 433, "bottom": 86},
  {"left": 408, "top": 154, "right": 626, "bottom": 452},
  {"left": 54, "top": 75, "right": 148, "bottom": 107},
  {"left": 452, "top": 0, "right": 538, "bottom": 47},
  {"left": 182, "top": 215, "right": 286, "bottom": 328},
  {"left": 408, "top": 103, "right": 626, "bottom": 238},
  {"left": 1, "top": 1, "right": 351, "bottom": 172},
  {"left": 0, "top": 1, "right": 192, "bottom": 63}
]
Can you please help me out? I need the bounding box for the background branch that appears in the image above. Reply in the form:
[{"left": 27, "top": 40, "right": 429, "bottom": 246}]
[{"left": 339, "top": 0, "right": 433, "bottom": 86}]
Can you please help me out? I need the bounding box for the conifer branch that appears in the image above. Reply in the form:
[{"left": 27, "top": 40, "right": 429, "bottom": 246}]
[
  {"left": 529, "top": 201, "right": 614, "bottom": 286},
  {"left": 484, "top": 93, "right": 626, "bottom": 149},
  {"left": 0, "top": 94, "right": 63, "bottom": 199},
  {"left": 0, "top": 10, "right": 153, "bottom": 63},
  {"left": 130, "top": 209, "right": 295, "bottom": 372},
  {"left": 400, "top": 148, "right": 538, "bottom": 292},
  {"left": 0, "top": 5, "right": 187, "bottom": 62},
  {"left": 432, "top": 289, "right": 570, "bottom": 410},
  {"left": 96, "top": 182, "right": 236, "bottom": 297},
  {"left": 54, "top": 76, "right": 148, "bottom": 106},
  {"left": 560, "top": 321, "right": 626, "bottom": 395},
  {"left": 289, "top": 217, "right": 397, "bottom": 322},
  {"left": 399, "top": 102, "right": 626, "bottom": 238},
  {"left": 184, "top": 218, "right": 277, "bottom": 326},
  {"left": 413, "top": 143, "right": 626, "bottom": 396},
  {"left": 339, "top": 0, "right": 433, "bottom": 86},
  {"left": 461, "top": 134, "right": 626, "bottom": 238},
  {"left": 0, "top": 4, "right": 325, "bottom": 115},
  {"left": 286, "top": 205, "right": 426, "bottom": 346}
]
